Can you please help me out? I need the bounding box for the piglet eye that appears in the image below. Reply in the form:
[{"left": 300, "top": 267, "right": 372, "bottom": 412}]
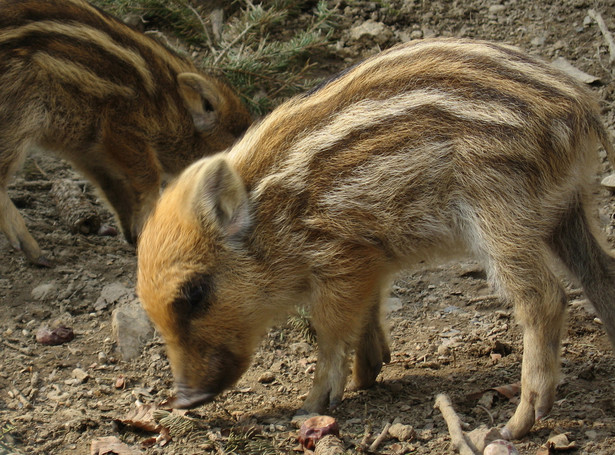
[{"left": 173, "top": 274, "right": 213, "bottom": 318}]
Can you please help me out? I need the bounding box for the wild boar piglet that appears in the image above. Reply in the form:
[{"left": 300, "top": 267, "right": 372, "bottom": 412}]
[
  {"left": 0, "top": 0, "right": 251, "bottom": 265},
  {"left": 137, "top": 38, "right": 615, "bottom": 440}
]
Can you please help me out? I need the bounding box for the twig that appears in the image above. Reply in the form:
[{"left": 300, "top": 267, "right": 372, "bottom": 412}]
[
  {"left": 588, "top": 9, "right": 615, "bottom": 64},
  {"left": 476, "top": 405, "right": 495, "bottom": 427},
  {"left": 2, "top": 340, "right": 33, "bottom": 356},
  {"left": 434, "top": 394, "right": 479, "bottom": 455},
  {"left": 357, "top": 424, "right": 372, "bottom": 452},
  {"left": 186, "top": 3, "right": 217, "bottom": 55},
  {"left": 213, "top": 23, "right": 256, "bottom": 66},
  {"left": 368, "top": 421, "right": 391, "bottom": 452}
]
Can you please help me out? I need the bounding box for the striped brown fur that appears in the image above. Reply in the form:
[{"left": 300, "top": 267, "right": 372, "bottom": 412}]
[
  {"left": 137, "top": 38, "right": 615, "bottom": 439},
  {"left": 0, "top": 0, "right": 251, "bottom": 264}
]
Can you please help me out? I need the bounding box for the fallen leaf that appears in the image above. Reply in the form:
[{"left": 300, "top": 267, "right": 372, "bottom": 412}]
[
  {"left": 117, "top": 404, "right": 160, "bottom": 433},
  {"left": 492, "top": 382, "right": 521, "bottom": 400},
  {"left": 467, "top": 382, "right": 521, "bottom": 401},
  {"left": 90, "top": 436, "right": 140, "bottom": 455}
]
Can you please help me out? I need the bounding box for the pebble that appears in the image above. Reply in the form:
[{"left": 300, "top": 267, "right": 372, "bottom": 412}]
[
  {"left": 388, "top": 422, "right": 416, "bottom": 441},
  {"left": 95, "top": 282, "right": 134, "bottom": 311},
  {"left": 290, "top": 342, "right": 312, "bottom": 355},
  {"left": 31, "top": 282, "right": 57, "bottom": 301},
  {"left": 111, "top": 301, "right": 154, "bottom": 360},
  {"left": 71, "top": 368, "right": 90, "bottom": 383},
  {"left": 348, "top": 20, "right": 393, "bottom": 45},
  {"left": 386, "top": 297, "right": 403, "bottom": 313},
  {"left": 258, "top": 371, "right": 276, "bottom": 383},
  {"left": 488, "top": 5, "right": 506, "bottom": 14}
]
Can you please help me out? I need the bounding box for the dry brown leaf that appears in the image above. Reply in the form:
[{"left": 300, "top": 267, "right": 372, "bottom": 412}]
[
  {"left": 90, "top": 436, "right": 140, "bottom": 455},
  {"left": 491, "top": 382, "right": 521, "bottom": 400},
  {"left": 467, "top": 382, "right": 521, "bottom": 402},
  {"left": 117, "top": 404, "right": 161, "bottom": 433}
]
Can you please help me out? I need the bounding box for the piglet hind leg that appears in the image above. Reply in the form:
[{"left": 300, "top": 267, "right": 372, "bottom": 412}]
[
  {"left": 549, "top": 194, "right": 615, "bottom": 350},
  {"left": 0, "top": 146, "right": 50, "bottom": 266},
  {"left": 474, "top": 214, "right": 567, "bottom": 440},
  {"left": 0, "top": 190, "right": 49, "bottom": 265},
  {"left": 350, "top": 291, "right": 391, "bottom": 391}
]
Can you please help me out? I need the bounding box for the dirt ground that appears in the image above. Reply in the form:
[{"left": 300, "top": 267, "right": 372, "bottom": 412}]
[{"left": 2, "top": 1, "right": 615, "bottom": 454}]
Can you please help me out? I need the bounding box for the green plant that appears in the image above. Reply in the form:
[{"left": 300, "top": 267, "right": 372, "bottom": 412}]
[{"left": 94, "top": 0, "right": 339, "bottom": 114}]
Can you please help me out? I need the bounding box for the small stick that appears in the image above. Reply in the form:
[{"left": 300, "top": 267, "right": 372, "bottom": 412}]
[
  {"left": 588, "top": 9, "right": 615, "bottom": 64},
  {"left": 186, "top": 4, "right": 217, "bottom": 55},
  {"left": 476, "top": 405, "right": 495, "bottom": 427},
  {"left": 368, "top": 421, "right": 391, "bottom": 452},
  {"left": 2, "top": 339, "right": 33, "bottom": 356},
  {"left": 434, "top": 394, "right": 479, "bottom": 455},
  {"left": 357, "top": 424, "right": 372, "bottom": 452}
]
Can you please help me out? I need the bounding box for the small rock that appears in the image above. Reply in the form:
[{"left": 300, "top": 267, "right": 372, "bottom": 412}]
[
  {"left": 31, "top": 282, "right": 57, "bottom": 301},
  {"left": 71, "top": 368, "right": 89, "bottom": 383},
  {"left": 348, "top": 20, "right": 393, "bottom": 45},
  {"left": 115, "top": 375, "right": 126, "bottom": 389},
  {"left": 388, "top": 422, "right": 416, "bottom": 442},
  {"left": 258, "top": 371, "right": 275, "bottom": 383},
  {"left": 410, "top": 29, "right": 423, "bottom": 40},
  {"left": 531, "top": 36, "right": 546, "bottom": 46},
  {"left": 111, "top": 301, "right": 154, "bottom": 360},
  {"left": 386, "top": 297, "right": 403, "bottom": 313},
  {"left": 290, "top": 342, "right": 312, "bottom": 354},
  {"left": 437, "top": 344, "right": 450, "bottom": 356},
  {"left": 488, "top": 4, "right": 506, "bottom": 14},
  {"left": 95, "top": 282, "right": 134, "bottom": 311},
  {"left": 585, "top": 430, "right": 598, "bottom": 440},
  {"left": 36, "top": 325, "right": 75, "bottom": 346}
]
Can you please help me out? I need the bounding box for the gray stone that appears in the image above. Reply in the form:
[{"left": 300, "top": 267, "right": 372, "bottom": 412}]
[
  {"left": 349, "top": 20, "right": 393, "bottom": 45},
  {"left": 111, "top": 301, "right": 154, "bottom": 360},
  {"left": 95, "top": 282, "right": 134, "bottom": 311},
  {"left": 386, "top": 297, "right": 403, "bottom": 313},
  {"left": 31, "top": 282, "right": 58, "bottom": 301}
]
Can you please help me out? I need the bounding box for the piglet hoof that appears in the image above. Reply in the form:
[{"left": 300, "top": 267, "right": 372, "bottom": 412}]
[
  {"left": 500, "top": 427, "right": 513, "bottom": 441},
  {"left": 35, "top": 255, "right": 53, "bottom": 268},
  {"left": 328, "top": 397, "right": 341, "bottom": 410}
]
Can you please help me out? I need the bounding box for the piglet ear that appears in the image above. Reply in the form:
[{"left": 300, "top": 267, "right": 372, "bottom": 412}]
[
  {"left": 177, "top": 73, "right": 223, "bottom": 133},
  {"left": 193, "top": 157, "right": 251, "bottom": 240}
]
